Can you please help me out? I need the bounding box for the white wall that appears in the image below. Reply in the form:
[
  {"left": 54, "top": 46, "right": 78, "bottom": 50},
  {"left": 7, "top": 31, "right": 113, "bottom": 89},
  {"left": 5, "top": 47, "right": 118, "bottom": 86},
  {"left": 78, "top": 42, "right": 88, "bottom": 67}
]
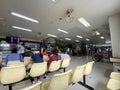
[{"left": 109, "top": 13, "right": 120, "bottom": 57}]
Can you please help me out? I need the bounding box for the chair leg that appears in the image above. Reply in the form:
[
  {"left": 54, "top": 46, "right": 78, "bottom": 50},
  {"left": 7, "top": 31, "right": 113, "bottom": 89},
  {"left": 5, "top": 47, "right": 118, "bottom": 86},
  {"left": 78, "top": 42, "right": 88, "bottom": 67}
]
[
  {"left": 83, "top": 75, "right": 86, "bottom": 84},
  {"left": 78, "top": 75, "right": 94, "bottom": 90},
  {"left": 9, "top": 85, "right": 12, "bottom": 90},
  {"left": 63, "top": 68, "right": 66, "bottom": 72},
  {"left": 78, "top": 81, "right": 94, "bottom": 90}
]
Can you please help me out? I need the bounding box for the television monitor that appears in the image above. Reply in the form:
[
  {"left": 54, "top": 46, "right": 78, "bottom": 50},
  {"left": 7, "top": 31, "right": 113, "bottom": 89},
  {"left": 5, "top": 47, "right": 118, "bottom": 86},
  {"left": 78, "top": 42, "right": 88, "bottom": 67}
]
[{"left": 6, "top": 36, "right": 20, "bottom": 44}]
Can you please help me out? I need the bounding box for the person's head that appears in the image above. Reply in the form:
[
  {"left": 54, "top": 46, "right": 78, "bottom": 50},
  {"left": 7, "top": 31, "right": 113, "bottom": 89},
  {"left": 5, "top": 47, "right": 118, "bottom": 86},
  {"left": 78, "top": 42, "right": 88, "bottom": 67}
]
[
  {"left": 12, "top": 48, "right": 17, "bottom": 53},
  {"left": 43, "top": 49, "right": 46, "bottom": 52},
  {"left": 27, "top": 47, "right": 31, "bottom": 51}
]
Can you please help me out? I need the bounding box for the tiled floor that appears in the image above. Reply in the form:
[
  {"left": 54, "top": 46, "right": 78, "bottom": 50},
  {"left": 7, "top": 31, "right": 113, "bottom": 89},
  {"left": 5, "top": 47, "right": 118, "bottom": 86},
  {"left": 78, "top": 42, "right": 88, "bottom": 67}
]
[{"left": 0, "top": 56, "right": 113, "bottom": 90}]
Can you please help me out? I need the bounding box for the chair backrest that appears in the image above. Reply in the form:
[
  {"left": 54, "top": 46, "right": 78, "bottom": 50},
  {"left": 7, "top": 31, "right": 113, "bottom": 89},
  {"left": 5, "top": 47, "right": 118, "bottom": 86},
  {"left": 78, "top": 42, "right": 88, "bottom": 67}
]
[
  {"left": 24, "top": 57, "right": 32, "bottom": 65},
  {"left": 0, "top": 57, "right": 3, "bottom": 63},
  {"left": 30, "top": 62, "right": 47, "bottom": 77},
  {"left": 48, "top": 60, "right": 61, "bottom": 72},
  {"left": 43, "top": 55, "right": 49, "bottom": 62},
  {"left": 71, "top": 64, "right": 86, "bottom": 84},
  {"left": 7, "top": 60, "right": 23, "bottom": 67},
  {"left": 20, "top": 81, "right": 42, "bottom": 90},
  {"left": 1, "top": 64, "right": 26, "bottom": 84},
  {"left": 48, "top": 70, "right": 72, "bottom": 90},
  {"left": 84, "top": 61, "right": 94, "bottom": 75},
  {"left": 61, "top": 58, "right": 71, "bottom": 68}
]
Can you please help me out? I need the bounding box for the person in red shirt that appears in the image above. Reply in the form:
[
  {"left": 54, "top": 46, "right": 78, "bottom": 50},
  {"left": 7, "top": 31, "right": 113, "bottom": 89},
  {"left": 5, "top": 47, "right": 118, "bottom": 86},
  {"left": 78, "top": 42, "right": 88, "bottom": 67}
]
[
  {"left": 47, "top": 50, "right": 61, "bottom": 67},
  {"left": 41, "top": 49, "right": 48, "bottom": 56}
]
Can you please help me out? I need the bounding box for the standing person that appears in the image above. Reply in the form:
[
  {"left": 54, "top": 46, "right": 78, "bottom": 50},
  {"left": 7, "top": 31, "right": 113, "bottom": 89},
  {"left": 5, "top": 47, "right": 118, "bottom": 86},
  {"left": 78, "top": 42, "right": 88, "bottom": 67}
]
[
  {"left": 2, "top": 48, "right": 23, "bottom": 66},
  {"left": 18, "top": 44, "right": 25, "bottom": 54}
]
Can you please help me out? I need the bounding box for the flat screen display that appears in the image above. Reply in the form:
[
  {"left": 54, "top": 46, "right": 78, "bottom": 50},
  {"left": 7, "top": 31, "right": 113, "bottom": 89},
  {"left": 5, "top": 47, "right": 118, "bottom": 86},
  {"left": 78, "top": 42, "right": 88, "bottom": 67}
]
[{"left": 6, "top": 36, "right": 20, "bottom": 44}]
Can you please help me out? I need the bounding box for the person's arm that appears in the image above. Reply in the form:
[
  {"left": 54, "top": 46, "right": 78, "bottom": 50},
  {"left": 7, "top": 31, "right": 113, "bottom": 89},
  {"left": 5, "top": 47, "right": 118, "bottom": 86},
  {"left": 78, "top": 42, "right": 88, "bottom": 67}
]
[
  {"left": 2, "top": 56, "right": 9, "bottom": 66},
  {"left": 20, "top": 55, "right": 23, "bottom": 62}
]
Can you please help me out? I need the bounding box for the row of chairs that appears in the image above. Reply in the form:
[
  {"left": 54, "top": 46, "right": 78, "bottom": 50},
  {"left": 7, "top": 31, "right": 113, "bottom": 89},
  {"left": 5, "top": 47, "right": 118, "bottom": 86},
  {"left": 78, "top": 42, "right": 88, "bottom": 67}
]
[
  {"left": 0, "top": 58, "right": 71, "bottom": 90},
  {"left": 107, "top": 72, "right": 120, "bottom": 90},
  {"left": 20, "top": 61, "right": 94, "bottom": 90}
]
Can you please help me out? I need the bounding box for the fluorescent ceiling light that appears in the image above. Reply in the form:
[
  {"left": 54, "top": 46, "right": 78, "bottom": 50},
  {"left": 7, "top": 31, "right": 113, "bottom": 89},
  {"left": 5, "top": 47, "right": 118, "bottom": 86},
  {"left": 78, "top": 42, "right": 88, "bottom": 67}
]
[
  {"left": 12, "top": 26, "right": 32, "bottom": 32},
  {"left": 78, "top": 17, "right": 90, "bottom": 27},
  {"left": 100, "top": 36, "right": 104, "bottom": 39},
  {"left": 105, "top": 40, "right": 111, "bottom": 44},
  {"left": 75, "top": 40, "right": 79, "bottom": 42},
  {"left": 65, "top": 38, "right": 71, "bottom": 40},
  {"left": 76, "top": 35, "right": 83, "bottom": 38},
  {"left": 47, "top": 34, "right": 57, "bottom": 38},
  {"left": 86, "top": 39, "right": 90, "bottom": 41},
  {"left": 52, "top": 0, "right": 56, "bottom": 2},
  {"left": 11, "top": 12, "right": 39, "bottom": 23},
  {"left": 96, "top": 31, "right": 100, "bottom": 35},
  {"left": 57, "top": 29, "right": 68, "bottom": 34}
]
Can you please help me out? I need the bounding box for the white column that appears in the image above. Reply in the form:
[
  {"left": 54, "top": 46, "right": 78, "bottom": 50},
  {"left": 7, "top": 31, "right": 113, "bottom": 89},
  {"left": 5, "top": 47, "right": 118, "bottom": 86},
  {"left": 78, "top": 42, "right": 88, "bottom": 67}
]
[{"left": 109, "top": 13, "right": 120, "bottom": 57}]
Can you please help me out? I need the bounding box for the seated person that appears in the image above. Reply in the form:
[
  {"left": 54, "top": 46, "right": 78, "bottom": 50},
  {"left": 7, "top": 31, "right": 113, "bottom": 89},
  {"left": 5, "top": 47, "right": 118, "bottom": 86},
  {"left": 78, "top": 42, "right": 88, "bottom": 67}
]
[
  {"left": 30, "top": 52, "right": 43, "bottom": 83},
  {"left": 21, "top": 47, "right": 33, "bottom": 58},
  {"left": 31, "top": 52, "right": 43, "bottom": 63},
  {"left": 2, "top": 48, "right": 23, "bottom": 66},
  {"left": 47, "top": 50, "right": 61, "bottom": 67},
  {"left": 41, "top": 49, "right": 48, "bottom": 56},
  {"left": 60, "top": 49, "right": 70, "bottom": 60}
]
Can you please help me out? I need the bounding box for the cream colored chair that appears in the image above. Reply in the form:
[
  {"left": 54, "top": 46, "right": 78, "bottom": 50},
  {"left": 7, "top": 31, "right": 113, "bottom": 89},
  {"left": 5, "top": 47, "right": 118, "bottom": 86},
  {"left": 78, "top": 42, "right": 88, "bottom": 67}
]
[
  {"left": 7, "top": 61, "right": 24, "bottom": 67},
  {"left": 20, "top": 81, "right": 42, "bottom": 90},
  {"left": 48, "top": 60, "right": 61, "bottom": 72},
  {"left": 79, "top": 61, "right": 94, "bottom": 90},
  {"left": 110, "top": 72, "right": 120, "bottom": 80},
  {"left": 107, "top": 79, "right": 120, "bottom": 90},
  {"left": 41, "top": 70, "right": 72, "bottom": 90},
  {"left": 24, "top": 56, "right": 32, "bottom": 65},
  {"left": 61, "top": 58, "right": 71, "bottom": 72},
  {"left": 71, "top": 64, "right": 86, "bottom": 84},
  {"left": 29, "top": 62, "right": 47, "bottom": 78},
  {"left": 43, "top": 55, "right": 49, "bottom": 62},
  {"left": 24, "top": 56, "right": 32, "bottom": 70},
  {"left": 0, "top": 57, "right": 3, "bottom": 63},
  {"left": 1, "top": 65, "right": 26, "bottom": 90}
]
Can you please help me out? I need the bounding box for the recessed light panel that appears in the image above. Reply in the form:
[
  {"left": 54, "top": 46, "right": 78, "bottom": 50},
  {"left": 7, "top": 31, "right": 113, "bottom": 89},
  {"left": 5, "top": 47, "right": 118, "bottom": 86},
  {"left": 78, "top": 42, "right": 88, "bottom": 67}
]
[
  {"left": 78, "top": 17, "right": 90, "bottom": 27},
  {"left": 12, "top": 26, "right": 32, "bottom": 32},
  {"left": 57, "top": 29, "right": 68, "bottom": 34},
  {"left": 11, "top": 12, "right": 39, "bottom": 23},
  {"left": 47, "top": 34, "right": 57, "bottom": 37}
]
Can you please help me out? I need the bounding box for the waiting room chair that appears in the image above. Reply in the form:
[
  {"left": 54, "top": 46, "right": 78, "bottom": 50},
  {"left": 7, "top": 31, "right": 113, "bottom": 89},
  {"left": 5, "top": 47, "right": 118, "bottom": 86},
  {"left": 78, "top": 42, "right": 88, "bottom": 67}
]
[
  {"left": 7, "top": 60, "right": 22, "bottom": 67},
  {"left": 24, "top": 56, "right": 32, "bottom": 70},
  {"left": 29, "top": 62, "right": 47, "bottom": 78},
  {"left": 71, "top": 64, "right": 86, "bottom": 84},
  {"left": 41, "top": 70, "right": 72, "bottom": 90},
  {"left": 24, "top": 56, "right": 32, "bottom": 65},
  {"left": 19, "top": 81, "right": 42, "bottom": 90},
  {"left": 48, "top": 60, "right": 61, "bottom": 72},
  {"left": 43, "top": 55, "right": 49, "bottom": 62},
  {"left": 0, "top": 65, "right": 26, "bottom": 90},
  {"left": 79, "top": 61, "right": 94, "bottom": 90},
  {"left": 107, "top": 79, "right": 120, "bottom": 90},
  {"left": 61, "top": 58, "right": 71, "bottom": 72},
  {"left": 110, "top": 72, "right": 120, "bottom": 80},
  {"left": 0, "top": 57, "right": 3, "bottom": 63}
]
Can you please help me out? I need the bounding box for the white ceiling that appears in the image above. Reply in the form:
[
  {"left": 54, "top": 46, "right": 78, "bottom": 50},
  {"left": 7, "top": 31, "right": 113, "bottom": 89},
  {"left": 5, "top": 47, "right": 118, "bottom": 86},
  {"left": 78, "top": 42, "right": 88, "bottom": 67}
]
[{"left": 0, "top": 0, "right": 120, "bottom": 43}]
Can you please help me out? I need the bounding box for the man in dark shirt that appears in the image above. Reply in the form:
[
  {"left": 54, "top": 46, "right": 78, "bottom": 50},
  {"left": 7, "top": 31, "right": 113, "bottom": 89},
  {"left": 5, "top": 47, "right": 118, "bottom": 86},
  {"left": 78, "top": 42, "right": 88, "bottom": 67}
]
[
  {"left": 31, "top": 53, "right": 43, "bottom": 63},
  {"left": 21, "top": 47, "right": 33, "bottom": 57}
]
